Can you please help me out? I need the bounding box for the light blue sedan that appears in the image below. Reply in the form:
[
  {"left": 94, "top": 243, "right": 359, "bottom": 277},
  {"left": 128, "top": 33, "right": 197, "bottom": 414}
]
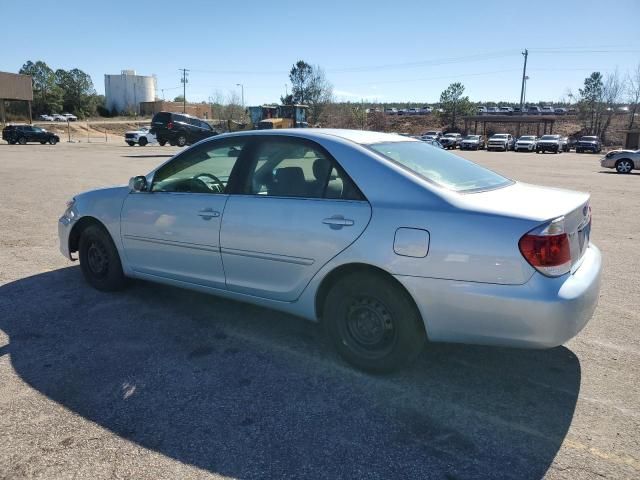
[{"left": 59, "top": 129, "right": 601, "bottom": 372}]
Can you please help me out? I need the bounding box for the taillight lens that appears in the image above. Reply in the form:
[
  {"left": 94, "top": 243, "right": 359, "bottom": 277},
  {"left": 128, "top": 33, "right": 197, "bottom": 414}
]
[
  {"left": 167, "top": 122, "right": 174, "bottom": 130},
  {"left": 519, "top": 217, "right": 571, "bottom": 277}
]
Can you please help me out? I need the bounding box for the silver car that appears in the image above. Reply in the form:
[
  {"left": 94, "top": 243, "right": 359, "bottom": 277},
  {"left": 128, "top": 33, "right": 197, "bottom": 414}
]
[
  {"left": 59, "top": 129, "right": 602, "bottom": 372},
  {"left": 600, "top": 149, "right": 640, "bottom": 173}
]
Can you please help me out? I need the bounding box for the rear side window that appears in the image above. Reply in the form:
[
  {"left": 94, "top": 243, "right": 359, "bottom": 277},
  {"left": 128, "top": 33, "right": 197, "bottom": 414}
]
[
  {"left": 244, "top": 137, "right": 363, "bottom": 200},
  {"left": 368, "top": 141, "right": 512, "bottom": 193}
]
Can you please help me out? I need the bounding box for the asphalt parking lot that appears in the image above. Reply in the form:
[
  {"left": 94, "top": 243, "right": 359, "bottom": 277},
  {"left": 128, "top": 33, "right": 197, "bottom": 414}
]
[{"left": 0, "top": 141, "right": 638, "bottom": 480}]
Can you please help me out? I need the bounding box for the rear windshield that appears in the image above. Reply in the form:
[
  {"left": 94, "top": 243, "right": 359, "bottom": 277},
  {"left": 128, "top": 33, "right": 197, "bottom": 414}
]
[
  {"left": 152, "top": 112, "right": 171, "bottom": 123},
  {"left": 368, "top": 141, "right": 512, "bottom": 193}
]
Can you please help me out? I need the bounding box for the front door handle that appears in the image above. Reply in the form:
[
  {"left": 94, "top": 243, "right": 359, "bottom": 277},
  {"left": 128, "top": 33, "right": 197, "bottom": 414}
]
[
  {"left": 198, "top": 208, "right": 220, "bottom": 220},
  {"left": 322, "top": 215, "right": 354, "bottom": 230}
]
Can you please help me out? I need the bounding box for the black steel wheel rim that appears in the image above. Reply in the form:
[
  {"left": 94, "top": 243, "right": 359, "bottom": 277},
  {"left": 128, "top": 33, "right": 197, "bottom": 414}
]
[
  {"left": 86, "top": 240, "right": 109, "bottom": 277},
  {"left": 341, "top": 296, "right": 397, "bottom": 359}
]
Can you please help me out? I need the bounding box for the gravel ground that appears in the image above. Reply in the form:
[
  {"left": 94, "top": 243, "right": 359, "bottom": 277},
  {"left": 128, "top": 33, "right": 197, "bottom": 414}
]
[{"left": 0, "top": 141, "right": 638, "bottom": 480}]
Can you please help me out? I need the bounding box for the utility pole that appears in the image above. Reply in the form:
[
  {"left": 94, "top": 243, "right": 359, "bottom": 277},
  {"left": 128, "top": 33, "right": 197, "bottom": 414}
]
[
  {"left": 179, "top": 68, "right": 189, "bottom": 113},
  {"left": 519, "top": 49, "right": 528, "bottom": 112},
  {"left": 236, "top": 83, "right": 244, "bottom": 107}
]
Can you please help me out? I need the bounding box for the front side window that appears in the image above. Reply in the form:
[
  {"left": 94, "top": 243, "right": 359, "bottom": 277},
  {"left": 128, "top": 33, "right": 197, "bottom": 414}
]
[
  {"left": 243, "top": 137, "right": 362, "bottom": 200},
  {"left": 368, "top": 141, "right": 512, "bottom": 193},
  {"left": 151, "top": 139, "right": 246, "bottom": 194}
]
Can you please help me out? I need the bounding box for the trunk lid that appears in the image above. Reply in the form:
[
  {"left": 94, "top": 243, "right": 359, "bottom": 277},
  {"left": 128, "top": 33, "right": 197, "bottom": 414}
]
[{"left": 451, "top": 182, "right": 592, "bottom": 269}]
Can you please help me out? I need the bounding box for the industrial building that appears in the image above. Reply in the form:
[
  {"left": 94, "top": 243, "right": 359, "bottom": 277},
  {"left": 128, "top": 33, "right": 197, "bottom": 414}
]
[
  {"left": 0, "top": 71, "right": 33, "bottom": 124},
  {"left": 104, "top": 70, "right": 156, "bottom": 115}
]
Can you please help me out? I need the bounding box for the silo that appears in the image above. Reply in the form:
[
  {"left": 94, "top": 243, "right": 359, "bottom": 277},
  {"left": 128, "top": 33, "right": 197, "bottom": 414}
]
[{"left": 104, "top": 70, "right": 156, "bottom": 114}]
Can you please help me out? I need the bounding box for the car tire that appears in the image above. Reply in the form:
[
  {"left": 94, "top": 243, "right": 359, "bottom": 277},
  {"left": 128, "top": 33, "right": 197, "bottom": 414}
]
[
  {"left": 159, "top": 140, "right": 167, "bottom": 146},
  {"left": 176, "top": 134, "right": 187, "bottom": 147},
  {"left": 536, "top": 149, "right": 541, "bottom": 154},
  {"left": 40, "top": 141, "right": 46, "bottom": 144},
  {"left": 138, "top": 137, "right": 148, "bottom": 147},
  {"left": 17, "top": 137, "right": 26, "bottom": 145},
  {"left": 169, "top": 140, "right": 176, "bottom": 146},
  {"left": 126, "top": 141, "right": 135, "bottom": 147},
  {"left": 615, "top": 159, "right": 634, "bottom": 174},
  {"left": 78, "top": 224, "right": 128, "bottom": 292},
  {"left": 8, "top": 140, "right": 16, "bottom": 145},
  {"left": 324, "top": 271, "right": 426, "bottom": 373},
  {"left": 48, "top": 137, "right": 58, "bottom": 145},
  {"left": 576, "top": 149, "right": 582, "bottom": 153}
]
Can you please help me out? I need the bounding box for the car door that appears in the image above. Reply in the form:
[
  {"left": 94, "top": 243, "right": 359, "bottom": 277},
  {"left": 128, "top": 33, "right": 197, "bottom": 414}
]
[
  {"left": 31, "top": 126, "right": 45, "bottom": 142},
  {"left": 220, "top": 136, "right": 372, "bottom": 301},
  {"left": 120, "top": 137, "right": 249, "bottom": 288}
]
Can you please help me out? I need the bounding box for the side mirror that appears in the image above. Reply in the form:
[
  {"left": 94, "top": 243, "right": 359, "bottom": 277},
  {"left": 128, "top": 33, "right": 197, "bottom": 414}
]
[{"left": 129, "top": 175, "right": 148, "bottom": 192}]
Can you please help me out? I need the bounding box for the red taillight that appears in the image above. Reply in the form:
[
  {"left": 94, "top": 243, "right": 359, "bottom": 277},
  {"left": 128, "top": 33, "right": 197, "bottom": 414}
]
[
  {"left": 519, "top": 218, "right": 571, "bottom": 277},
  {"left": 167, "top": 122, "right": 174, "bottom": 130}
]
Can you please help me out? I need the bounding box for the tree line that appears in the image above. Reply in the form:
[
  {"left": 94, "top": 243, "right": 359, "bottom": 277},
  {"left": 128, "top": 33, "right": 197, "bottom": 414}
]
[{"left": 18, "top": 60, "right": 104, "bottom": 118}]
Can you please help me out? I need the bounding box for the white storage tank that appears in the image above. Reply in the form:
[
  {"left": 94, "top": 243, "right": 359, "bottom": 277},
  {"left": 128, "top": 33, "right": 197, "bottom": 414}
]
[{"left": 105, "top": 70, "right": 156, "bottom": 114}]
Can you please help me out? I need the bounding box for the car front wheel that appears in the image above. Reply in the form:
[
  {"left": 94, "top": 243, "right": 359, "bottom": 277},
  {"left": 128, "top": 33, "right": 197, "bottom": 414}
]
[
  {"left": 138, "top": 137, "right": 148, "bottom": 146},
  {"left": 78, "top": 225, "right": 128, "bottom": 291},
  {"left": 126, "top": 141, "right": 135, "bottom": 146},
  {"left": 615, "top": 159, "right": 634, "bottom": 174},
  {"left": 324, "top": 272, "right": 426, "bottom": 373}
]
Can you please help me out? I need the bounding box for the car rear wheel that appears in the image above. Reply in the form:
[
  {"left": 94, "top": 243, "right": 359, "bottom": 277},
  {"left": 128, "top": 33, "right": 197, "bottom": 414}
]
[
  {"left": 17, "top": 137, "right": 26, "bottom": 145},
  {"left": 126, "top": 141, "right": 135, "bottom": 146},
  {"left": 176, "top": 134, "right": 187, "bottom": 147},
  {"left": 159, "top": 140, "right": 167, "bottom": 146},
  {"left": 138, "top": 137, "right": 148, "bottom": 146},
  {"left": 615, "top": 159, "right": 633, "bottom": 174},
  {"left": 48, "top": 137, "right": 57, "bottom": 145},
  {"left": 324, "top": 272, "right": 426, "bottom": 373},
  {"left": 78, "top": 225, "right": 128, "bottom": 291}
]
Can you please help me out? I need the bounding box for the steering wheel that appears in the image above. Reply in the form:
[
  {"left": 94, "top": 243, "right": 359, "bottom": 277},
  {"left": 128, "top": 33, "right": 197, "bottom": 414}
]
[{"left": 193, "top": 173, "right": 225, "bottom": 193}]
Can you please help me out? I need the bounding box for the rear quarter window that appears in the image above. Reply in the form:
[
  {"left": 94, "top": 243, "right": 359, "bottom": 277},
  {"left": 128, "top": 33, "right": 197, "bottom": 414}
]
[{"left": 152, "top": 112, "right": 171, "bottom": 124}]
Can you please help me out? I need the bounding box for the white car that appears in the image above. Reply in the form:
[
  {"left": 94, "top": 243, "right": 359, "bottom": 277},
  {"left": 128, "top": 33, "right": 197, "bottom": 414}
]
[
  {"left": 38, "top": 114, "right": 54, "bottom": 121},
  {"left": 62, "top": 113, "right": 78, "bottom": 121},
  {"left": 600, "top": 149, "right": 640, "bottom": 173},
  {"left": 515, "top": 135, "right": 538, "bottom": 152},
  {"left": 52, "top": 114, "right": 67, "bottom": 122},
  {"left": 124, "top": 127, "right": 157, "bottom": 147}
]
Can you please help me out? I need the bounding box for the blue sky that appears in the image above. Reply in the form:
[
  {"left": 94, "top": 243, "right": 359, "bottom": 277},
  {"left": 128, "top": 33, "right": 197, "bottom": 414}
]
[{"left": 2, "top": 0, "right": 639, "bottom": 105}]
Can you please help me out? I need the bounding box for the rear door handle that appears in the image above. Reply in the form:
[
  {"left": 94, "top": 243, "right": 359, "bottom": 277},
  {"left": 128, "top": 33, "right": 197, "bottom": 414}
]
[
  {"left": 322, "top": 215, "right": 354, "bottom": 229},
  {"left": 198, "top": 208, "right": 220, "bottom": 219}
]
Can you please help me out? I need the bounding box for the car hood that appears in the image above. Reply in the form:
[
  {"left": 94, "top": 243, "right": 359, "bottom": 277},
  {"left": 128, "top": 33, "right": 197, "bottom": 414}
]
[{"left": 450, "top": 182, "right": 589, "bottom": 222}]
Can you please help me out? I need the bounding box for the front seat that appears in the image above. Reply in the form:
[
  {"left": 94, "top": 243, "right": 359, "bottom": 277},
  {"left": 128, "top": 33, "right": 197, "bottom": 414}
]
[{"left": 271, "top": 166, "right": 307, "bottom": 197}]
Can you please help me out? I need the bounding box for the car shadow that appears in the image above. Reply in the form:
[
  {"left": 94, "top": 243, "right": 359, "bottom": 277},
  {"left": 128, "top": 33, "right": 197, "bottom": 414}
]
[
  {"left": 121, "top": 154, "right": 174, "bottom": 158},
  {"left": 598, "top": 170, "right": 640, "bottom": 175},
  {"left": 0, "top": 267, "right": 581, "bottom": 479}
]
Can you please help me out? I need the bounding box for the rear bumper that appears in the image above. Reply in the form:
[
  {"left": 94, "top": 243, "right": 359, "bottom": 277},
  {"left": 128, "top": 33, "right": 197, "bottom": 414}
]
[{"left": 395, "top": 244, "right": 602, "bottom": 348}]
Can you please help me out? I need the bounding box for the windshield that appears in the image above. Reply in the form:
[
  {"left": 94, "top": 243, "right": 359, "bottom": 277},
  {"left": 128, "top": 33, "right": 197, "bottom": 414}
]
[
  {"left": 491, "top": 134, "right": 508, "bottom": 139},
  {"left": 464, "top": 136, "right": 479, "bottom": 140},
  {"left": 540, "top": 135, "right": 558, "bottom": 140},
  {"left": 519, "top": 136, "right": 535, "bottom": 140},
  {"left": 368, "top": 141, "right": 512, "bottom": 193},
  {"left": 580, "top": 136, "right": 598, "bottom": 141}
]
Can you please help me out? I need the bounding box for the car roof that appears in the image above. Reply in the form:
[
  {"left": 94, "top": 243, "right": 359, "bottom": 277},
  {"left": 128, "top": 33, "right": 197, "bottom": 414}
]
[{"left": 219, "top": 128, "right": 415, "bottom": 145}]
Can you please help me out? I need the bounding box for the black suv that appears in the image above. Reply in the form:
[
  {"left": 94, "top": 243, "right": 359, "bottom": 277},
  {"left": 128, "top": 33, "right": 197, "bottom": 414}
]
[
  {"left": 150, "top": 112, "right": 217, "bottom": 147},
  {"left": 2, "top": 125, "right": 60, "bottom": 145}
]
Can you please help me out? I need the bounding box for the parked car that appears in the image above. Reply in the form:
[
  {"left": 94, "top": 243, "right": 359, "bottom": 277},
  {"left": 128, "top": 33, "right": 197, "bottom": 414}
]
[
  {"left": 515, "top": 135, "right": 538, "bottom": 152},
  {"left": 420, "top": 106, "right": 433, "bottom": 114},
  {"left": 575, "top": 136, "right": 602, "bottom": 153},
  {"left": 536, "top": 135, "right": 566, "bottom": 154},
  {"left": 599, "top": 149, "right": 640, "bottom": 173},
  {"left": 513, "top": 107, "right": 523, "bottom": 115},
  {"left": 58, "top": 129, "right": 601, "bottom": 373},
  {"left": 62, "top": 113, "right": 78, "bottom": 121},
  {"left": 540, "top": 106, "right": 555, "bottom": 115},
  {"left": 460, "top": 134, "right": 485, "bottom": 150},
  {"left": 527, "top": 106, "right": 542, "bottom": 115},
  {"left": 478, "top": 106, "right": 488, "bottom": 115},
  {"left": 150, "top": 111, "right": 217, "bottom": 147},
  {"left": 439, "top": 133, "right": 462, "bottom": 149},
  {"left": 2, "top": 124, "right": 60, "bottom": 145},
  {"left": 407, "top": 108, "right": 421, "bottom": 115},
  {"left": 384, "top": 108, "right": 398, "bottom": 115},
  {"left": 124, "top": 126, "right": 157, "bottom": 147},
  {"left": 38, "top": 114, "right": 54, "bottom": 121},
  {"left": 486, "top": 106, "right": 500, "bottom": 115},
  {"left": 52, "top": 114, "right": 68, "bottom": 121},
  {"left": 487, "top": 133, "right": 515, "bottom": 151},
  {"left": 421, "top": 130, "right": 442, "bottom": 139},
  {"left": 499, "top": 106, "right": 514, "bottom": 115},
  {"left": 554, "top": 108, "right": 568, "bottom": 115},
  {"left": 421, "top": 138, "right": 444, "bottom": 148}
]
